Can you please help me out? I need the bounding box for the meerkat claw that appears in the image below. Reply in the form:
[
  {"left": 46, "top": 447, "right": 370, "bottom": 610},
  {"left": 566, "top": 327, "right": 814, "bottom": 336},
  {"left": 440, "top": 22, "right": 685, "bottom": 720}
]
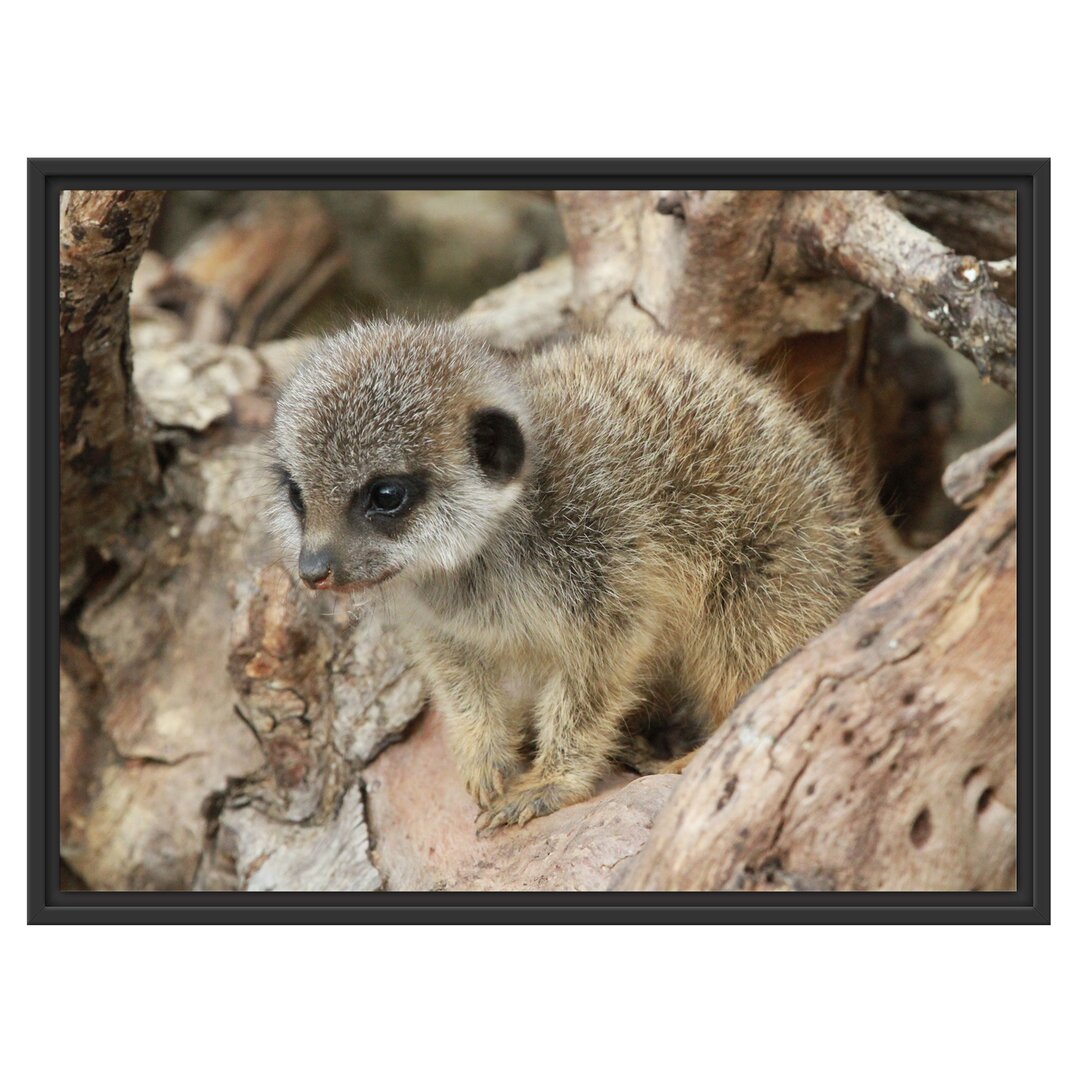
[{"left": 475, "top": 809, "right": 507, "bottom": 837}]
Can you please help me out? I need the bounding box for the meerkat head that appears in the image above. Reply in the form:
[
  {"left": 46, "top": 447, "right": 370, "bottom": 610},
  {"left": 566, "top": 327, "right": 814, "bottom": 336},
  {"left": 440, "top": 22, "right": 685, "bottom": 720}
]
[{"left": 269, "top": 318, "right": 529, "bottom": 593}]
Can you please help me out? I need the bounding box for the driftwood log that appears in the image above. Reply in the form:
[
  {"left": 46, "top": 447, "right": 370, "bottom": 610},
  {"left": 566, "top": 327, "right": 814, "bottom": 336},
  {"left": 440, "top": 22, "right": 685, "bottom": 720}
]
[{"left": 58, "top": 187, "right": 1017, "bottom": 893}]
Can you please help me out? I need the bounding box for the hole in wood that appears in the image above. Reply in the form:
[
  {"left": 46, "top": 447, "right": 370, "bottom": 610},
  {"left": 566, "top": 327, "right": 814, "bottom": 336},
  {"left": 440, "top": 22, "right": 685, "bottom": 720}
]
[
  {"left": 910, "top": 808, "right": 932, "bottom": 848},
  {"left": 977, "top": 787, "right": 995, "bottom": 815},
  {"left": 963, "top": 765, "right": 985, "bottom": 788}
]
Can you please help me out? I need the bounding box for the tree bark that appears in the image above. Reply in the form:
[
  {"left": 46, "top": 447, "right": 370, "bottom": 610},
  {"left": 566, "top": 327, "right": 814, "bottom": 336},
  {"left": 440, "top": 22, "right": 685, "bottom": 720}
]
[
  {"left": 618, "top": 460, "right": 1017, "bottom": 892},
  {"left": 60, "top": 189, "right": 164, "bottom": 605},
  {"left": 553, "top": 188, "right": 1016, "bottom": 392},
  {"left": 555, "top": 189, "right": 876, "bottom": 357},
  {"left": 892, "top": 190, "right": 1017, "bottom": 262}
]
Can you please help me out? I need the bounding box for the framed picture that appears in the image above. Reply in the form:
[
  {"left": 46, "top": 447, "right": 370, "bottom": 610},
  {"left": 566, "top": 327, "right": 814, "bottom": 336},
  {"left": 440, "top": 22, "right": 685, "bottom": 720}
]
[{"left": 28, "top": 159, "right": 1048, "bottom": 923}]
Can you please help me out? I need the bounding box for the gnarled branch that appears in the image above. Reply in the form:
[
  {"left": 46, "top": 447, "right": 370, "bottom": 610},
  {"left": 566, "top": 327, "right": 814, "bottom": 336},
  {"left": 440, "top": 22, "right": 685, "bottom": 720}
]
[{"left": 785, "top": 190, "right": 1016, "bottom": 392}]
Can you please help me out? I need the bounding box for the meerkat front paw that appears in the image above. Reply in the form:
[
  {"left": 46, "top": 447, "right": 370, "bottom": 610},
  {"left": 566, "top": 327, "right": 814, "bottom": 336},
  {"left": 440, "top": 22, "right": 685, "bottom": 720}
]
[
  {"left": 460, "top": 748, "right": 525, "bottom": 811},
  {"left": 464, "top": 766, "right": 508, "bottom": 810},
  {"left": 475, "top": 771, "right": 587, "bottom": 834}
]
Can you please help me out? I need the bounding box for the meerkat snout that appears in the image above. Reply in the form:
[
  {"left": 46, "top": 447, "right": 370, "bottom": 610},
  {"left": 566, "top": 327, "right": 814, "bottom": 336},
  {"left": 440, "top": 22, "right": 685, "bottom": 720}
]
[
  {"left": 269, "top": 317, "right": 892, "bottom": 830},
  {"left": 297, "top": 545, "right": 333, "bottom": 589}
]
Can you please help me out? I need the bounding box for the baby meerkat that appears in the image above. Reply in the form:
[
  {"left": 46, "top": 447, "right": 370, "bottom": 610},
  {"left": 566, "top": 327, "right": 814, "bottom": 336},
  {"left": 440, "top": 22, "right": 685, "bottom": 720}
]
[{"left": 270, "top": 318, "right": 890, "bottom": 829}]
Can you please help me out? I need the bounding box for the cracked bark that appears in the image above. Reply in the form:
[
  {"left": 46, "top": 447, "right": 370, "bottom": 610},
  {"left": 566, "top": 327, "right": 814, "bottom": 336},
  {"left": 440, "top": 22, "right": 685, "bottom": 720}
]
[{"left": 60, "top": 189, "right": 164, "bottom": 606}]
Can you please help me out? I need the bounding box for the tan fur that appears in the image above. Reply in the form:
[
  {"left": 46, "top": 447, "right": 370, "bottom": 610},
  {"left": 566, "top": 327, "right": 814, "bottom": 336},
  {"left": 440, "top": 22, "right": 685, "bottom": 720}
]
[{"left": 270, "top": 319, "right": 890, "bottom": 829}]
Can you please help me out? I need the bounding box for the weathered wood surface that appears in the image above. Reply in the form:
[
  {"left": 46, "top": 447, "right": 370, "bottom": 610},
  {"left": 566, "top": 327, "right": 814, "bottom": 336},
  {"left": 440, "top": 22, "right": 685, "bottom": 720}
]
[
  {"left": 176, "top": 194, "right": 346, "bottom": 345},
  {"left": 551, "top": 189, "right": 1016, "bottom": 392},
  {"left": 59, "top": 190, "right": 164, "bottom": 605},
  {"left": 364, "top": 710, "right": 677, "bottom": 891},
  {"left": 619, "top": 461, "right": 1017, "bottom": 892},
  {"left": 136, "top": 193, "right": 346, "bottom": 347},
  {"left": 61, "top": 435, "right": 269, "bottom": 889},
  {"left": 943, "top": 424, "right": 1017, "bottom": 509},
  {"left": 892, "top": 190, "right": 1017, "bottom": 262},
  {"left": 457, "top": 255, "right": 573, "bottom": 352},
  {"left": 555, "top": 189, "right": 876, "bottom": 357},
  {"left": 194, "top": 566, "right": 425, "bottom": 891},
  {"left": 59, "top": 193, "right": 338, "bottom": 890},
  {"left": 787, "top": 190, "right": 1016, "bottom": 392}
]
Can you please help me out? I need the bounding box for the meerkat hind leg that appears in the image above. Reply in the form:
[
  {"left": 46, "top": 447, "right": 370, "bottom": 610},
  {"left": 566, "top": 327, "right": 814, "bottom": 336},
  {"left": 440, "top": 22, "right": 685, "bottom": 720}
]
[
  {"left": 620, "top": 692, "right": 711, "bottom": 775},
  {"left": 622, "top": 738, "right": 700, "bottom": 775}
]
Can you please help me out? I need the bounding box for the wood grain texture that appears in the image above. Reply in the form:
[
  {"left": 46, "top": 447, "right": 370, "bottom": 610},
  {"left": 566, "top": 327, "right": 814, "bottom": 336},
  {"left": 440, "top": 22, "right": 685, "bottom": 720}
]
[
  {"left": 60, "top": 189, "right": 164, "bottom": 604},
  {"left": 943, "top": 424, "right": 1017, "bottom": 509}
]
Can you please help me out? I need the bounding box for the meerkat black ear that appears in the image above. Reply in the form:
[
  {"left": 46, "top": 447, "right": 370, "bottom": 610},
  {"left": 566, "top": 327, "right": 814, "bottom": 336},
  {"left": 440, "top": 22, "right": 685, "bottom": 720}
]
[{"left": 470, "top": 408, "right": 525, "bottom": 482}]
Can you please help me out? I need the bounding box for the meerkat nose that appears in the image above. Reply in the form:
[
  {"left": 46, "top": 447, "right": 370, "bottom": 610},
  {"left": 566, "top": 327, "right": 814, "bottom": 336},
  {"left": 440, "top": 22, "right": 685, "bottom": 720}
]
[{"left": 299, "top": 547, "right": 334, "bottom": 589}]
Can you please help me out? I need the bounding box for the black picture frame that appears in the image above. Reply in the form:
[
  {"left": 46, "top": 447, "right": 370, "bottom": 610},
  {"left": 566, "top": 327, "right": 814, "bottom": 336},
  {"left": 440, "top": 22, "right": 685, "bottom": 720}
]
[{"left": 28, "top": 158, "right": 1050, "bottom": 924}]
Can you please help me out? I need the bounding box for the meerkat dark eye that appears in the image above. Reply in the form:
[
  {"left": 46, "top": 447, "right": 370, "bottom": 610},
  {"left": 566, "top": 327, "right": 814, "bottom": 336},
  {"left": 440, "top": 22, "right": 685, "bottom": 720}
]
[
  {"left": 370, "top": 481, "right": 408, "bottom": 513},
  {"left": 471, "top": 408, "right": 525, "bottom": 482},
  {"left": 276, "top": 468, "right": 305, "bottom": 517},
  {"left": 364, "top": 477, "right": 419, "bottom": 518}
]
